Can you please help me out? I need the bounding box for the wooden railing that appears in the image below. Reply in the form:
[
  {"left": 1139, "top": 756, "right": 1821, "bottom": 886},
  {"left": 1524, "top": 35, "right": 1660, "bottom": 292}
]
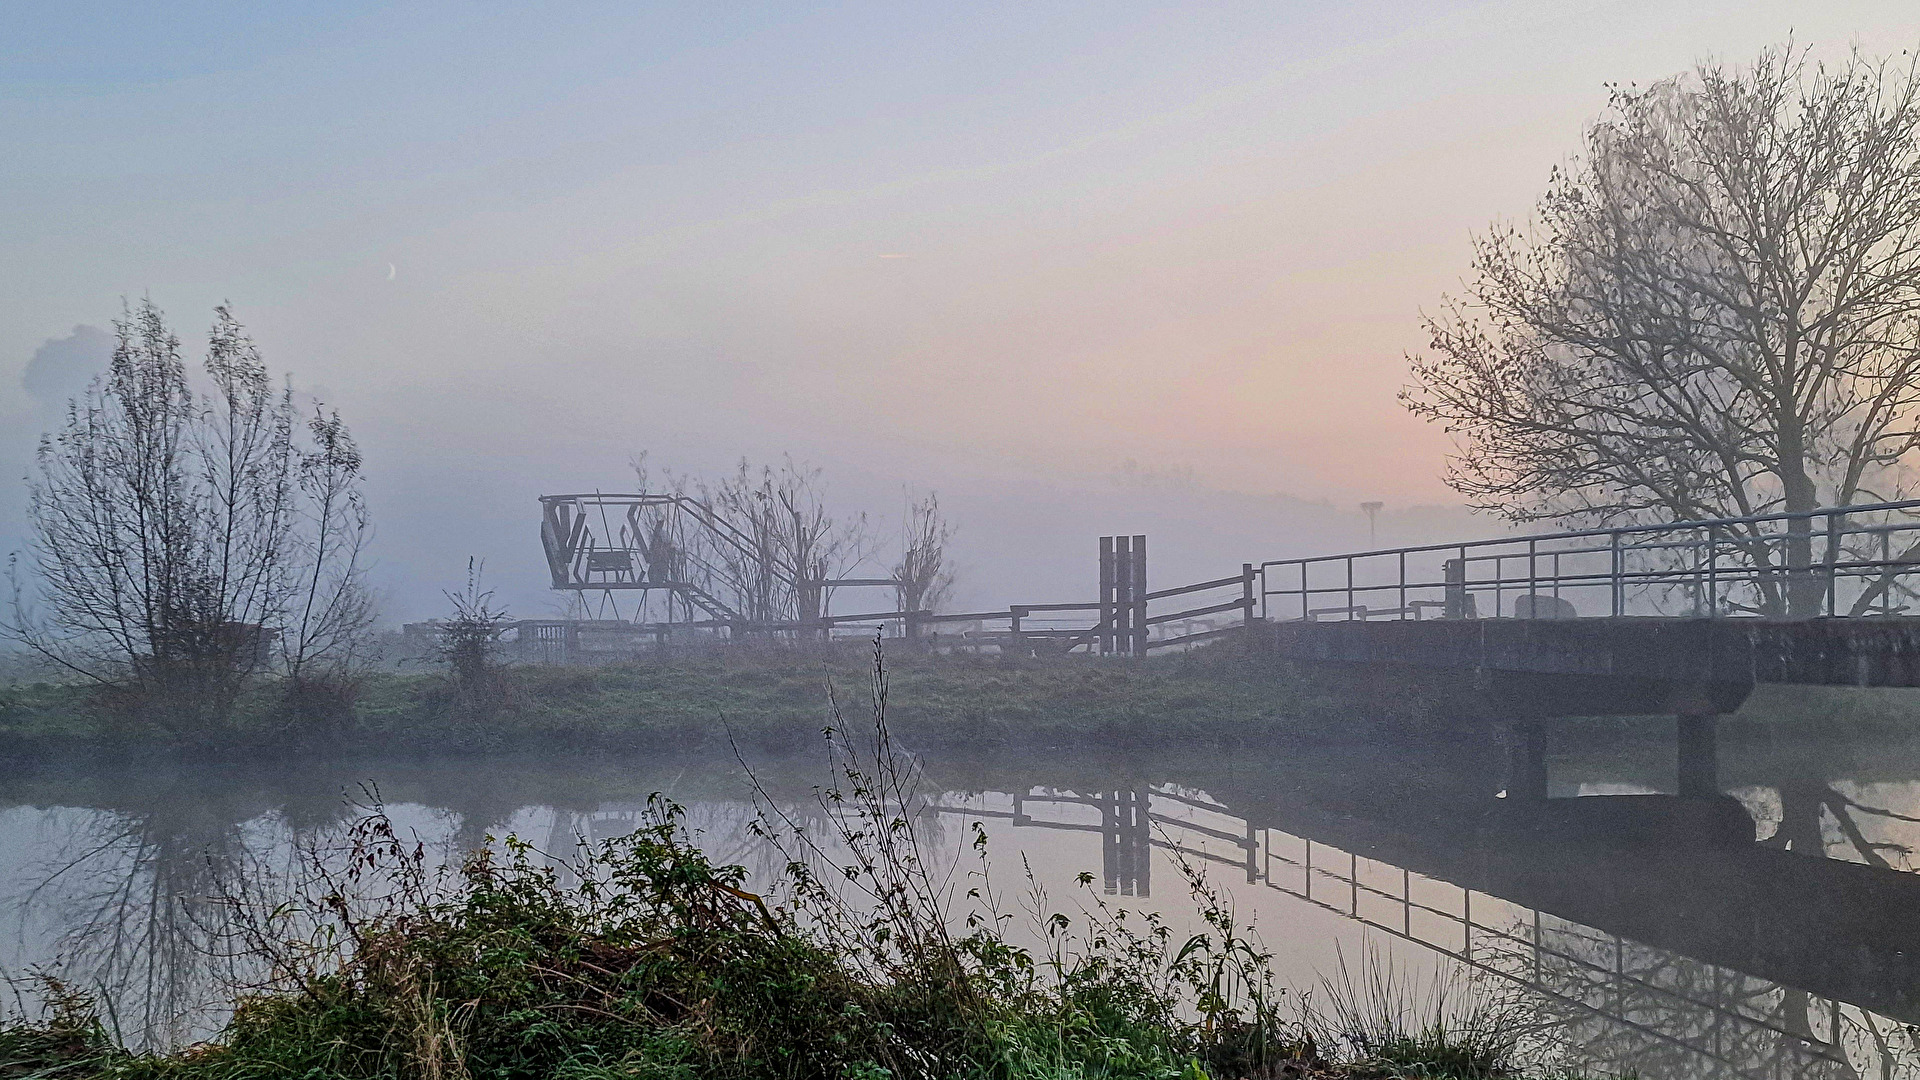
[{"left": 828, "top": 560, "right": 1257, "bottom": 657}]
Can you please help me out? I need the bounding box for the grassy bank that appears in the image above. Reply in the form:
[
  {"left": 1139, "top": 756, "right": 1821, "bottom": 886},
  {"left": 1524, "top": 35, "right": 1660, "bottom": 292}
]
[{"left": 0, "top": 642, "right": 1437, "bottom": 762}]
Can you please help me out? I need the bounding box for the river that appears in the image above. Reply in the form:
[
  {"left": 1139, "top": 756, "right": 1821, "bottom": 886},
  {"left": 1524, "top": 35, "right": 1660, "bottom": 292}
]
[{"left": 2, "top": 691, "right": 1918, "bottom": 1080}]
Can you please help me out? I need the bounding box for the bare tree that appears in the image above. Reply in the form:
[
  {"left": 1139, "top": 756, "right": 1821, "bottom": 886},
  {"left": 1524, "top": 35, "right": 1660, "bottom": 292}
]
[
  {"left": 696, "top": 457, "right": 871, "bottom": 627},
  {"left": 770, "top": 459, "right": 872, "bottom": 625},
  {"left": 893, "top": 493, "right": 955, "bottom": 620},
  {"left": 1404, "top": 46, "right": 1920, "bottom": 614},
  {"left": 624, "top": 454, "right": 929, "bottom": 634},
  {"left": 7, "top": 300, "right": 375, "bottom": 729}
]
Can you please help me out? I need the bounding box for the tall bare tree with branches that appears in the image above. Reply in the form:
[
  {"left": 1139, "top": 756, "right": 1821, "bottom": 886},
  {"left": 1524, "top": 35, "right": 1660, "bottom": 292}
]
[
  {"left": 693, "top": 457, "right": 871, "bottom": 627},
  {"left": 7, "top": 300, "right": 375, "bottom": 730},
  {"left": 893, "top": 493, "right": 955, "bottom": 622},
  {"left": 1405, "top": 46, "right": 1920, "bottom": 614}
]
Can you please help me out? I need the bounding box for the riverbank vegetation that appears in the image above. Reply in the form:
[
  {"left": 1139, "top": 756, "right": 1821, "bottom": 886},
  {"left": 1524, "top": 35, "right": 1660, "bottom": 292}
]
[
  {"left": 0, "top": 807, "right": 1540, "bottom": 1080},
  {"left": 0, "top": 638, "right": 1429, "bottom": 763},
  {"left": 0, "top": 670, "right": 1551, "bottom": 1080},
  {"left": 4, "top": 300, "right": 376, "bottom": 737}
]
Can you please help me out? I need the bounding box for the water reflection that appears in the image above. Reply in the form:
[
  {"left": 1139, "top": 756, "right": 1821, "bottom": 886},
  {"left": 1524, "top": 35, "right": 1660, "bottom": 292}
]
[{"left": 4, "top": 721, "right": 1920, "bottom": 1080}]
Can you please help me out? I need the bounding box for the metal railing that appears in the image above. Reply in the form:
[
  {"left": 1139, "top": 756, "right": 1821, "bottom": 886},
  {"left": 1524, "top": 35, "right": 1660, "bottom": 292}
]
[{"left": 1258, "top": 501, "right": 1920, "bottom": 623}]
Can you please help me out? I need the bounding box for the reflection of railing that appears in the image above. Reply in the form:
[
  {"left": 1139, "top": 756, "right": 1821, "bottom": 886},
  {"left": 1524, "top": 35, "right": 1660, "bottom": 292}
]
[
  {"left": 927, "top": 787, "right": 1257, "bottom": 896},
  {"left": 1259, "top": 501, "right": 1920, "bottom": 622},
  {"left": 1259, "top": 829, "right": 1878, "bottom": 1080},
  {"left": 937, "top": 785, "right": 1914, "bottom": 1080}
]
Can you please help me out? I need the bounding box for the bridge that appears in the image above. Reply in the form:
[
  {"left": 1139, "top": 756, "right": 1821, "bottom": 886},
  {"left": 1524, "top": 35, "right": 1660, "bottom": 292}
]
[
  {"left": 1244, "top": 501, "right": 1920, "bottom": 804},
  {"left": 1254, "top": 501, "right": 1920, "bottom": 708},
  {"left": 530, "top": 493, "right": 1920, "bottom": 670}
]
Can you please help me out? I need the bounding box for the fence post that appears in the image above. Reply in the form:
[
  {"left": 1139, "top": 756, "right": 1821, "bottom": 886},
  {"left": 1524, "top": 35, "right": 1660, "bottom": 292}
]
[
  {"left": 1827, "top": 511, "right": 1843, "bottom": 617},
  {"left": 1610, "top": 531, "right": 1623, "bottom": 617},
  {"left": 1705, "top": 524, "right": 1718, "bottom": 617},
  {"left": 1885, "top": 529, "right": 1895, "bottom": 616},
  {"left": 1242, "top": 563, "right": 1255, "bottom": 628},
  {"left": 1398, "top": 551, "right": 1407, "bottom": 618},
  {"left": 1445, "top": 555, "right": 1468, "bottom": 620},
  {"left": 1105, "top": 534, "right": 1121, "bottom": 653},
  {"left": 1131, "top": 535, "right": 1148, "bottom": 656}
]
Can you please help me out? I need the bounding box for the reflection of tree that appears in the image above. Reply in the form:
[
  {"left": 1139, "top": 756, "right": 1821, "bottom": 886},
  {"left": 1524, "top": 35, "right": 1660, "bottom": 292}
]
[
  {"left": 1, "top": 754, "right": 975, "bottom": 1053},
  {"left": 1763, "top": 780, "right": 1920, "bottom": 870},
  {"left": 13, "top": 792, "right": 313, "bottom": 1047},
  {"left": 1486, "top": 914, "right": 1920, "bottom": 1080}
]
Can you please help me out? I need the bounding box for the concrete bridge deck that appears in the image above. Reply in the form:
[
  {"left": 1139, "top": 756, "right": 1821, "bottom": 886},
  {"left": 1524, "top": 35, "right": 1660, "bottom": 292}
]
[
  {"left": 1265, "top": 615, "right": 1920, "bottom": 688},
  {"left": 1258, "top": 615, "right": 1920, "bottom": 718}
]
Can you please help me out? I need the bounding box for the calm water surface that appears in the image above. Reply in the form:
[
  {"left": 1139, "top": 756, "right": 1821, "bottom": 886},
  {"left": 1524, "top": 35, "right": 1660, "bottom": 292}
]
[{"left": 4, "top": 699, "right": 1919, "bottom": 1080}]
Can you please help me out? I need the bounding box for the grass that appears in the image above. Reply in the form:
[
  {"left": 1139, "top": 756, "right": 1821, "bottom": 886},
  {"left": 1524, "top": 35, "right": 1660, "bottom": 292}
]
[
  {"left": 0, "top": 652, "right": 1563, "bottom": 1080},
  {"left": 1306, "top": 947, "right": 1549, "bottom": 1080},
  {"left": 0, "top": 639, "right": 1444, "bottom": 763}
]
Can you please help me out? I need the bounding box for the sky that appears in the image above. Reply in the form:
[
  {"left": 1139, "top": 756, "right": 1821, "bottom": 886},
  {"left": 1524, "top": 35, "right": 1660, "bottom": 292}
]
[{"left": 5, "top": 1, "right": 1920, "bottom": 619}]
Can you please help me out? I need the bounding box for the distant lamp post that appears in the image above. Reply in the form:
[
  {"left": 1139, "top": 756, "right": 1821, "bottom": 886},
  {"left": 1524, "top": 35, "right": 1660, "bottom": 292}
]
[{"left": 1360, "top": 501, "right": 1384, "bottom": 546}]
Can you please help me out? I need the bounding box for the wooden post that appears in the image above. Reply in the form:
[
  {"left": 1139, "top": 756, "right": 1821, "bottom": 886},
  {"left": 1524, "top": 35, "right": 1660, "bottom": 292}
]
[
  {"left": 1113, "top": 535, "right": 1132, "bottom": 656},
  {"left": 1131, "top": 534, "right": 1148, "bottom": 657},
  {"left": 1242, "top": 563, "right": 1256, "bottom": 626},
  {"left": 1099, "top": 536, "right": 1115, "bottom": 655}
]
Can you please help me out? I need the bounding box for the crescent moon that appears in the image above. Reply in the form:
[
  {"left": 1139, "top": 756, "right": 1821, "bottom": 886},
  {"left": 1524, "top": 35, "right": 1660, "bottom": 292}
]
[{"left": 386, "top": 263, "right": 397, "bottom": 281}]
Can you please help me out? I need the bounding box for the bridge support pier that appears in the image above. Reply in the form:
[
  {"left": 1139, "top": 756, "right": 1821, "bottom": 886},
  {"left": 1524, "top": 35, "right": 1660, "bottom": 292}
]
[
  {"left": 1677, "top": 712, "right": 1720, "bottom": 798},
  {"left": 1505, "top": 721, "right": 1549, "bottom": 802}
]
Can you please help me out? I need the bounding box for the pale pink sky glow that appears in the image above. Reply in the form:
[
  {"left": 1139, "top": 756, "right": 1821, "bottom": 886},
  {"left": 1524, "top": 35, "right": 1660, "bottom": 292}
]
[{"left": 5, "top": 1, "right": 1919, "bottom": 614}]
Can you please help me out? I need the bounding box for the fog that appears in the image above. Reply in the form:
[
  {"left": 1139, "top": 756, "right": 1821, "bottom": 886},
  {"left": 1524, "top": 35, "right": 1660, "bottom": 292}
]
[{"left": 5, "top": 1, "right": 1917, "bottom": 619}]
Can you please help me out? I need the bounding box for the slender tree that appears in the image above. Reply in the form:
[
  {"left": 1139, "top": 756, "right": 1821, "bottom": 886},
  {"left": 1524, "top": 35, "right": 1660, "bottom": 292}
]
[
  {"left": 695, "top": 457, "right": 870, "bottom": 627},
  {"left": 1405, "top": 46, "right": 1920, "bottom": 614},
  {"left": 8, "top": 300, "right": 375, "bottom": 728},
  {"left": 893, "top": 493, "right": 955, "bottom": 623}
]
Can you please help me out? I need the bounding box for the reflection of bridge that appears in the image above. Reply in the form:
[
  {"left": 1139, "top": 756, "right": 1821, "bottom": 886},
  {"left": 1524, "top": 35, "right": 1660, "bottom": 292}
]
[{"left": 932, "top": 778, "right": 1920, "bottom": 1080}]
